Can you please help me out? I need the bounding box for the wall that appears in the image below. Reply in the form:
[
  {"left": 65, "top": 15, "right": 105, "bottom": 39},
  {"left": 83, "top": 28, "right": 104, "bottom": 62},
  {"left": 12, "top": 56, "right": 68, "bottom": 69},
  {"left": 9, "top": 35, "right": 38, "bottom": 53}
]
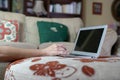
[{"left": 83, "top": 0, "right": 116, "bottom": 27}]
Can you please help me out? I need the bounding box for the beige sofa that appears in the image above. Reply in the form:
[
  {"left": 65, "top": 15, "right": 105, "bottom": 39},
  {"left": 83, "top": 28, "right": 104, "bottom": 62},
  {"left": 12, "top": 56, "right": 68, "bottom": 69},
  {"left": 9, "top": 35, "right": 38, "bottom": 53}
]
[
  {"left": 1, "top": 11, "right": 120, "bottom": 80},
  {"left": 0, "top": 11, "right": 120, "bottom": 80},
  {"left": 0, "top": 11, "right": 83, "bottom": 80}
]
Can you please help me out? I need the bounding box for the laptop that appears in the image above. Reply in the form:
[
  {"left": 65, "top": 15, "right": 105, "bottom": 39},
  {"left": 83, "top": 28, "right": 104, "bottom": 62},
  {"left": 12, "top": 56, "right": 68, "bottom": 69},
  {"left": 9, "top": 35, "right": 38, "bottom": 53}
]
[{"left": 63, "top": 25, "right": 108, "bottom": 58}]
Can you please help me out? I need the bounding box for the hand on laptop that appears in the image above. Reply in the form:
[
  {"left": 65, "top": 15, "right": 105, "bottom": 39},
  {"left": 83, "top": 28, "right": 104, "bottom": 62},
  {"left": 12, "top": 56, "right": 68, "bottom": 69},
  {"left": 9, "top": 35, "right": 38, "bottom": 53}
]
[{"left": 40, "top": 44, "right": 69, "bottom": 56}]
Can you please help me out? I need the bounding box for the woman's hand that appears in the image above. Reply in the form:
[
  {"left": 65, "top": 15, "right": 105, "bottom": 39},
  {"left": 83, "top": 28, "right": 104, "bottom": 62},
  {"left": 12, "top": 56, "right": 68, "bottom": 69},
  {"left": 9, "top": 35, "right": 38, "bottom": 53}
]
[{"left": 40, "top": 44, "right": 68, "bottom": 56}]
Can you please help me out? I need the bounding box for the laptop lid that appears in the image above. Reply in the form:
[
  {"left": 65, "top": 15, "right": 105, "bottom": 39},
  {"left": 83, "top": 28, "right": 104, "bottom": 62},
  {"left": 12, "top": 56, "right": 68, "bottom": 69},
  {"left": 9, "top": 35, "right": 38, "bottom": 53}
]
[{"left": 71, "top": 25, "right": 108, "bottom": 58}]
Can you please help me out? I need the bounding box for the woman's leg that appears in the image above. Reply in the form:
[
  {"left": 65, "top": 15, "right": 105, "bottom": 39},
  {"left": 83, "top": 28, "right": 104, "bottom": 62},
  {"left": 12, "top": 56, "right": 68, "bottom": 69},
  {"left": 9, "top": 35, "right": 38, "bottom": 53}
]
[{"left": 0, "top": 44, "right": 68, "bottom": 62}]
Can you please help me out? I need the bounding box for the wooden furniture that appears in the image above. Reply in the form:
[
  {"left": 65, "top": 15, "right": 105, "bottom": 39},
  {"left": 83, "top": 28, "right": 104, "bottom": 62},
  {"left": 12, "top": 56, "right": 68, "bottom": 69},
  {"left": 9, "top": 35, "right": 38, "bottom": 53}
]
[
  {"left": 0, "top": 0, "right": 83, "bottom": 18},
  {"left": 0, "top": 0, "right": 12, "bottom": 11},
  {"left": 23, "top": 0, "right": 35, "bottom": 16},
  {"left": 46, "top": 0, "right": 83, "bottom": 18},
  {"left": 24, "top": 0, "right": 83, "bottom": 18}
]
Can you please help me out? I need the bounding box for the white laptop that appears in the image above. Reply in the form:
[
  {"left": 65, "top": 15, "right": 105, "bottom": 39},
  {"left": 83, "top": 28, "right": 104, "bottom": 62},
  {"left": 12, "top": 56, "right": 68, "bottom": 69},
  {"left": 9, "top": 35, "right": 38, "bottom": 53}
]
[{"left": 63, "top": 25, "right": 108, "bottom": 58}]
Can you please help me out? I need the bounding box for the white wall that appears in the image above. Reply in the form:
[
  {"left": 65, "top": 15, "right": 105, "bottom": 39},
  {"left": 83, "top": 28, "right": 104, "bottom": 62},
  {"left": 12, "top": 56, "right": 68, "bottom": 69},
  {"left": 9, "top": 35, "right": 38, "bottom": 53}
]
[{"left": 83, "top": 0, "right": 116, "bottom": 27}]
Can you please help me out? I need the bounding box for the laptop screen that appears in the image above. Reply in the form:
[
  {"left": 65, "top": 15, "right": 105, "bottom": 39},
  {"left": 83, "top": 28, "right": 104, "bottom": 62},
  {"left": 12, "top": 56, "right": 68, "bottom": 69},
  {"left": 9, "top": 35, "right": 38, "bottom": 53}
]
[{"left": 75, "top": 28, "right": 104, "bottom": 53}]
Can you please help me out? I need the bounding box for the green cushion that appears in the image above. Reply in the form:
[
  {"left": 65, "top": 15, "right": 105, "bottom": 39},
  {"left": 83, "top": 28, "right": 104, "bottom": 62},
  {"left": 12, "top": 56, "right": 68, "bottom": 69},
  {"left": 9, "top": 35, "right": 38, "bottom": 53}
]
[{"left": 37, "top": 21, "right": 69, "bottom": 44}]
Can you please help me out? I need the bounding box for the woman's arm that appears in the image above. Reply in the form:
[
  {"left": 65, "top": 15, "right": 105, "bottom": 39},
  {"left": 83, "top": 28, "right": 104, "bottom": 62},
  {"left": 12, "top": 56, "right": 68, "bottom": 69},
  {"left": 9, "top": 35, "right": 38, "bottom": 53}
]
[{"left": 0, "top": 44, "right": 68, "bottom": 62}]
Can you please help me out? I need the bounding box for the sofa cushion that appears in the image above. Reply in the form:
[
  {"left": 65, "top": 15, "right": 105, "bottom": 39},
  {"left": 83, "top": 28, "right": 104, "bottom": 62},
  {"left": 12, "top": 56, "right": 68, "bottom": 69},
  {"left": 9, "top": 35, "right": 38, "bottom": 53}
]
[
  {"left": 0, "top": 11, "right": 26, "bottom": 42},
  {"left": 0, "top": 19, "right": 19, "bottom": 42},
  {"left": 37, "top": 21, "right": 69, "bottom": 44},
  {"left": 4, "top": 56, "right": 120, "bottom": 80},
  {"left": 25, "top": 17, "right": 83, "bottom": 45}
]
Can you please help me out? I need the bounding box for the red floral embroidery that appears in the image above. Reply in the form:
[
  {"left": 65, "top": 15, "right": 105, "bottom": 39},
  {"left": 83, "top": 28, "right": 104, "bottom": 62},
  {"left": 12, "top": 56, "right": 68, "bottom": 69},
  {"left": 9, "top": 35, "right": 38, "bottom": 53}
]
[
  {"left": 9, "top": 20, "right": 19, "bottom": 42},
  {"left": 0, "top": 20, "right": 19, "bottom": 42},
  {"left": 0, "top": 24, "right": 11, "bottom": 39},
  {"left": 82, "top": 65, "right": 95, "bottom": 77},
  {"left": 30, "top": 61, "right": 66, "bottom": 77},
  {"left": 9, "top": 20, "right": 19, "bottom": 32}
]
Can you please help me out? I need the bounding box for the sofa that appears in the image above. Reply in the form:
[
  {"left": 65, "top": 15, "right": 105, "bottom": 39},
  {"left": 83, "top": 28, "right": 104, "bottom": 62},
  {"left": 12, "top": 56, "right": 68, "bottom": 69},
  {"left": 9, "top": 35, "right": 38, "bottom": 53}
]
[
  {"left": 0, "top": 11, "right": 83, "bottom": 80},
  {"left": 0, "top": 11, "right": 120, "bottom": 80}
]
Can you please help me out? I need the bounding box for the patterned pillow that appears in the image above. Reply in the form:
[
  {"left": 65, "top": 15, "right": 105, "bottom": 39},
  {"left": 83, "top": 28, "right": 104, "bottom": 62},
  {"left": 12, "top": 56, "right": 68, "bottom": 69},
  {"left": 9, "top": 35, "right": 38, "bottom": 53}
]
[
  {"left": 0, "top": 19, "right": 19, "bottom": 42},
  {"left": 37, "top": 21, "right": 69, "bottom": 44}
]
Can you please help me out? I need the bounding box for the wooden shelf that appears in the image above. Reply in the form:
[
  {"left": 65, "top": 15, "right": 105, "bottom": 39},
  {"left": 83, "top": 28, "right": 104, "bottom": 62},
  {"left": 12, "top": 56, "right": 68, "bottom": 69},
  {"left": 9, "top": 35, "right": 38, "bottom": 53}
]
[
  {"left": 0, "top": 0, "right": 83, "bottom": 18},
  {"left": 0, "top": 0, "right": 11, "bottom": 11},
  {"left": 0, "top": 8, "right": 8, "bottom": 11},
  {"left": 49, "top": 12, "right": 81, "bottom": 18},
  {"left": 50, "top": 0, "right": 81, "bottom": 4},
  {"left": 48, "top": 0, "right": 83, "bottom": 18}
]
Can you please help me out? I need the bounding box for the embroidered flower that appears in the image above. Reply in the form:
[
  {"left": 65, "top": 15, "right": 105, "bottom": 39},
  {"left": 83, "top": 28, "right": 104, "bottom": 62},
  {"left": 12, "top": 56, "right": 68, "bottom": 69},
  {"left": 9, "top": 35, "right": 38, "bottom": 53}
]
[
  {"left": 30, "top": 61, "right": 66, "bottom": 77},
  {"left": 82, "top": 65, "right": 95, "bottom": 77}
]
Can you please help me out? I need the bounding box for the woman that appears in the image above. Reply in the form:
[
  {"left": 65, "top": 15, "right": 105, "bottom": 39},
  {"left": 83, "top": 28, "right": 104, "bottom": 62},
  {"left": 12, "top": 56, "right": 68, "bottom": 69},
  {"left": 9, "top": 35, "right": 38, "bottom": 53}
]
[{"left": 0, "top": 44, "right": 68, "bottom": 62}]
